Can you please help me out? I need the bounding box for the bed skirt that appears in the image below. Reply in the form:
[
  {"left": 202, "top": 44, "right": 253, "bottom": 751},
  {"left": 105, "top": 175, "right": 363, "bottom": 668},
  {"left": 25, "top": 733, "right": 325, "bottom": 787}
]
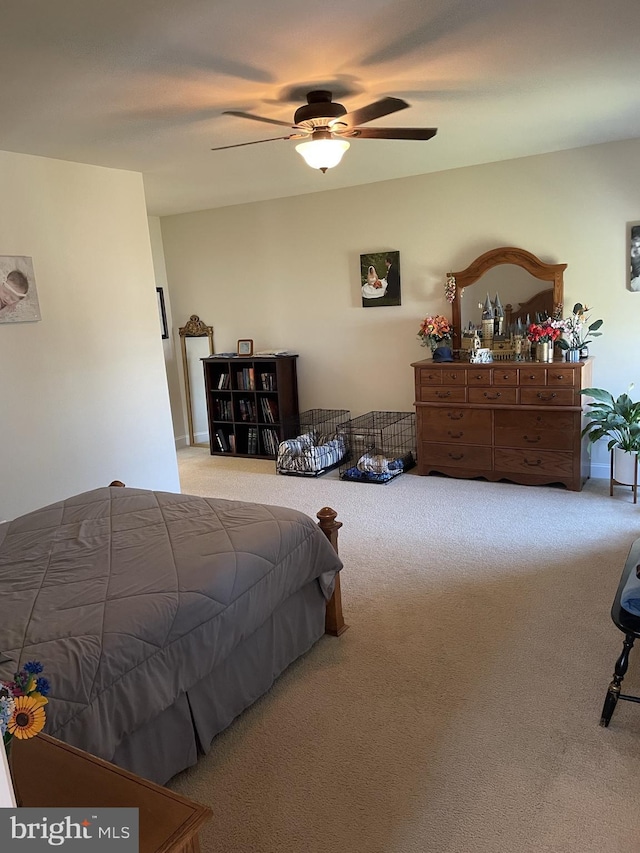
[{"left": 111, "top": 579, "right": 327, "bottom": 784}]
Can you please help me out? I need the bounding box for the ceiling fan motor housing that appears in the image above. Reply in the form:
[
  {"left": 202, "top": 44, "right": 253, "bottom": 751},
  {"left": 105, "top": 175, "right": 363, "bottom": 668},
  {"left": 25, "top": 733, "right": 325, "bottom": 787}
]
[{"left": 294, "top": 90, "right": 347, "bottom": 128}]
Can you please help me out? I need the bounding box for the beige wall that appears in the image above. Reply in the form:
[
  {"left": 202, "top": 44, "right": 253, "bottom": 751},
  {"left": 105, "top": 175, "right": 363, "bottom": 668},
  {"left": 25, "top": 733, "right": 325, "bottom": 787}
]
[
  {"left": 148, "top": 216, "right": 186, "bottom": 446},
  {"left": 160, "top": 137, "right": 640, "bottom": 478},
  {"left": 0, "top": 150, "right": 179, "bottom": 519}
]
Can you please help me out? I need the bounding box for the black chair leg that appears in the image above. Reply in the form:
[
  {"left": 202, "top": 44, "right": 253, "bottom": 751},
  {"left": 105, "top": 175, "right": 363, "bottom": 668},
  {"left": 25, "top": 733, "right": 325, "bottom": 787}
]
[{"left": 600, "top": 633, "right": 636, "bottom": 727}]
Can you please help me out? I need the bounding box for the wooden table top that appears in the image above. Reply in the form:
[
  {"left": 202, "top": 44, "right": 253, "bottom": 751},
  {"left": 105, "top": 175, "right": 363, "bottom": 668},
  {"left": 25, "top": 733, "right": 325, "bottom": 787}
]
[{"left": 12, "top": 734, "right": 211, "bottom": 853}]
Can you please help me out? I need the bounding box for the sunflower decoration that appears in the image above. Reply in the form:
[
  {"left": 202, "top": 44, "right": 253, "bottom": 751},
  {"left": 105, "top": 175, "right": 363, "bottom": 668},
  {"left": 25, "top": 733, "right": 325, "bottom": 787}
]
[{"left": 1, "top": 661, "right": 50, "bottom": 748}]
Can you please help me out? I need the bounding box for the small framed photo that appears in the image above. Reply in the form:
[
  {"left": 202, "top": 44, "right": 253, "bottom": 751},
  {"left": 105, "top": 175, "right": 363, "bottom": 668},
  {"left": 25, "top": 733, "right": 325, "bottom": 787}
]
[{"left": 237, "top": 338, "right": 253, "bottom": 356}]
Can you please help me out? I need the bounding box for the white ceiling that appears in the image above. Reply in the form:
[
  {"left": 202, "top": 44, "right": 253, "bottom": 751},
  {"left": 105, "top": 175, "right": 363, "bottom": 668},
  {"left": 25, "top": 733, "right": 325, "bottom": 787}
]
[{"left": 3, "top": 0, "right": 639, "bottom": 216}]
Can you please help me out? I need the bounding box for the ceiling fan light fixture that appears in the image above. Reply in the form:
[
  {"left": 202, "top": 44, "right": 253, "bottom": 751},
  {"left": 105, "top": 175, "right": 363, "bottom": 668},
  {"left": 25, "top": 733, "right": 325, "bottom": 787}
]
[{"left": 295, "top": 137, "right": 350, "bottom": 173}]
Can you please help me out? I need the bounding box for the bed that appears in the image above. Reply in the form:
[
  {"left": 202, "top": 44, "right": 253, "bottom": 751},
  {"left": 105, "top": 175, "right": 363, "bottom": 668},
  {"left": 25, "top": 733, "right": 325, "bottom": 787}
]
[{"left": 0, "top": 485, "right": 345, "bottom": 784}]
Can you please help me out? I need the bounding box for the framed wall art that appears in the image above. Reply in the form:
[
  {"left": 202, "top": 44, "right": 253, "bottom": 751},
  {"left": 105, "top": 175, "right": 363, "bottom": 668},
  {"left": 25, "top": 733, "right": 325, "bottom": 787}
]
[
  {"left": 629, "top": 222, "right": 640, "bottom": 292},
  {"left": 237, "top": 338, "right": 254, "bottom": 356},
  {"left": 156, "top": 287, "right": 169, "bottom": 339},
  {"left": 360, "top": 251, "right": 401, "bottom": 307},
  {"left": 0, "top": 255, "right": 40, "bottom": 324}
]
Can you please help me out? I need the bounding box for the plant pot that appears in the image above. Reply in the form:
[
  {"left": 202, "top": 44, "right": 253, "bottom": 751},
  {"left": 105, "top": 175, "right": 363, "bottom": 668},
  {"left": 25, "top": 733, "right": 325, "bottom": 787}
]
[
  {"left": 613, "top": 447, "right": 638, "bottom": 487},
  {"left": 565, "top": 349, "right": 580, "bottom": 362},
  {"left": 535, "top": 342, "right": 549, "bottom": 362}
]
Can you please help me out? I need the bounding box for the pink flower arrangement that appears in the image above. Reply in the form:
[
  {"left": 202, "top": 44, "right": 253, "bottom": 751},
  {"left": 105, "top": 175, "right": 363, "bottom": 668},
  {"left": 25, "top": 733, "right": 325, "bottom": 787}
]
[{"left": 418, "top": 315, "right": 452, "bottom": 348}]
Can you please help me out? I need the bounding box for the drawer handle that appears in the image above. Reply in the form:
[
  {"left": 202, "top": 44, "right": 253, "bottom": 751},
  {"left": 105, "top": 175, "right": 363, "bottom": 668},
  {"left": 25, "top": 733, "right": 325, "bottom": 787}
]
[
  {"left": 528, "top": 374, "right": 537, "bottom": 380},
  {"left": 474, "top": 374, "right": 483, "bottom": 380},
  {"left": 523, "top": 435, "right": 541, "bottom": 443},
  {"left": 448, "top": 452, "right": 464, "bottom": 460},
  {"left": 502, "top": 374, "right": 510, "bottom": 380},
  {"left": 436, "top": 391, "right": 451, "bottom": 398},
  {"left": 553, "top": 374, "right": 566, "bottom": 381},
  {"left": 447, "top": 431, "right": 463, "bottom": 438},
  {"left": 484, "top": 391, "right": 501, "bottom": 399},
  {"left": 524, "top": 458, "right": 542, "bottom": 467},
  {"left": 537, "top": 392, "right": 557, "bottom": 401},
  {"left": 447, "top": 412, "right": 464, "bottom": 420}
]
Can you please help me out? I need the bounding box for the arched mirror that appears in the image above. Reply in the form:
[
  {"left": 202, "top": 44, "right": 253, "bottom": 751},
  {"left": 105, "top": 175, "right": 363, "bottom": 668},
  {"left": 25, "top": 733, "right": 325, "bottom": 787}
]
[
  {"left": 179, "top": 315, "right": 214, "bottom": 447},
  {"left": 449, "top": 247, "right": 565, "bottom": 357}
]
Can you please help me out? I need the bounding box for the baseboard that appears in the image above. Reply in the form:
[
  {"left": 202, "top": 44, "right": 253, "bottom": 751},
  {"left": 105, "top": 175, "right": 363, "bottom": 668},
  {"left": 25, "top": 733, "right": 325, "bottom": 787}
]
[
  {"left": 589, "top": 462, "right": 609, "bottom": 480},
  {"left": 175, "top": 435, "right": 189, "bottom": 450}
]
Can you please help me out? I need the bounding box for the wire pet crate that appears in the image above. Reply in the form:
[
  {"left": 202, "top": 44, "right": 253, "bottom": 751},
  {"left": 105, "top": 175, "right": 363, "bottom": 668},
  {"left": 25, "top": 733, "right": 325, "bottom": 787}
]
[
  {"left": 339, "top": 411, "right": 416, "bottom": 484},
  {"left": 276, "top": 408, "right": 350, "bottom": 477}
]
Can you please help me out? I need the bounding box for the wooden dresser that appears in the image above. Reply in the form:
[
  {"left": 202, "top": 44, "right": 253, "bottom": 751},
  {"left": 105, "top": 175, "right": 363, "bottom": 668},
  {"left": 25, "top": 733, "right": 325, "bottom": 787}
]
[{"left": 411, "top": 358, "right": 593, "bottom": 491}]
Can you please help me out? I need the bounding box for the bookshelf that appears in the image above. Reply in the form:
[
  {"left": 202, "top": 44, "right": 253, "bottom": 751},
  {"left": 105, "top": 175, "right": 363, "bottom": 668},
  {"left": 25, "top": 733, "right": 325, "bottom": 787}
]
[{"left": 203, "top": 355, "right": 299, "bottom": 459}]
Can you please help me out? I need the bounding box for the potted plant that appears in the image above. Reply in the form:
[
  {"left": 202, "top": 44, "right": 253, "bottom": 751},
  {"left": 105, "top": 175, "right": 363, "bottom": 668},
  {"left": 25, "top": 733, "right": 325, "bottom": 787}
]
[
  {"left": 581, "top": 385, "right": 640, "bottom": 486},
  {"left": 558, "top": 303, "right": 603, "bottom": 361}
]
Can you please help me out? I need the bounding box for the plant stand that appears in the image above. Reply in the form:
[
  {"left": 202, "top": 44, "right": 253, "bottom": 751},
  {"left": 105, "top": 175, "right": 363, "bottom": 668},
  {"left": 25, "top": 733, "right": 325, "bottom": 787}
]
[{"left": 610, "top": 449, "right": 638, "bottom": 504}]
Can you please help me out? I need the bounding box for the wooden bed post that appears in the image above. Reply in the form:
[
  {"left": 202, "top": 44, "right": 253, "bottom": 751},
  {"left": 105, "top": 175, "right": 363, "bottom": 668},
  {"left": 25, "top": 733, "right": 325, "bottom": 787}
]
[
  {"left": 109, "top": 481, "right": 126, "bottom": 487},
  {"left": 317, "top": 507, "right": 348, "bottom": 637}
]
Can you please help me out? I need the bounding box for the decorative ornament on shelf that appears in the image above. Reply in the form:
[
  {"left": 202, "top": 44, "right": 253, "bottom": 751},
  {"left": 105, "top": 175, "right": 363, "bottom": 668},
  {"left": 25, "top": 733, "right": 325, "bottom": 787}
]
[
  {"left": 1, "top": 661, "right": 49, "bottom": 806},
  {"left": 418, "top": 314, "right": 453, "bottom": 353},
  {"left": 557, "top": 303, "right": 603, "bottom": 361},
  {"left": 444, "top": 274, "right": 456, "bottom": 304}
]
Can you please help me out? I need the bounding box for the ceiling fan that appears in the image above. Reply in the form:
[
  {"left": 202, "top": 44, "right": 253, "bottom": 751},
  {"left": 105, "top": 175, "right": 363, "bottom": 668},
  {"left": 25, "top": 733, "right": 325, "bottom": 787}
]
[{"left": 213, "top": 89, "right": 438, "bottom": 172}]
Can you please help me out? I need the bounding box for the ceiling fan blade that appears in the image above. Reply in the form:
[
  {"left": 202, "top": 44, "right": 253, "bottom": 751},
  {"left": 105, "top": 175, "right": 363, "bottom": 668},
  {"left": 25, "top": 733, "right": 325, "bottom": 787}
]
[
  {"left": 345, "top": 126, "right": 438, "bottom": 141},
  {"left": 211, "top": 135, "right": 295, "bottom": 151},
  {"left": 336, "top": 97, "right": 409, "bottom": 129},
  {"left": 223, "top": 110, "right": 295, "bottom": 128}
]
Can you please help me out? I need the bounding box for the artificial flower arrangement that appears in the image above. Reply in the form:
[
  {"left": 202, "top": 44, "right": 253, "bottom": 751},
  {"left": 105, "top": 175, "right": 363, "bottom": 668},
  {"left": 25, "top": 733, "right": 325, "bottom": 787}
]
[
  {"left": 556, "top": 302, "right": 603, "bottom": 352},
  {"left": 444, "top": 274, "right": 456, "bottom": 304},
  {"left": 526, "top": 319, "right": 563, "bottom": 344},
  {"left": 418, "top": 314, "right": 453, "bottom": 349},
  {"left": 1, "top": 661, "right": 49, "bottom": 750}
]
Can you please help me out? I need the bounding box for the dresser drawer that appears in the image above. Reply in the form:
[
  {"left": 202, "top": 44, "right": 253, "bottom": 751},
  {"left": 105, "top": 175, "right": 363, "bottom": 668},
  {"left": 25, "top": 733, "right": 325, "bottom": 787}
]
[
  {"left": 494, "top": 410, "right": 576, "bottom": 450},
  {"left": 419, "top": 386, "right": 467, "bottom": 403},
  {"left": 467, "top": 369, "right": 492, "bottom": 386},
  {"left": 422, "top": 442, "right": 492, "bottom": 469},
  {"left": 417, "top": 368, "right": 442, "bottom": 385},
  {"left": 494, "top": 448, "right": 575, "bottom": 477},
  {"left": 419, "top": 407, "right": 492, "bottom": 444},
  {"left": 520, "top": 388, "right": 576, "bottom": 406},
  {"left": 492, "top": 368, "right": 519, "bottom": 386},
  {"left": 519, "top": 367, "right": 548, "bottom": 385},
  {"left": 439, "top": 368, "right": 467, "bottom": 385},
  {"left": 468, "top": 388, "right": 518, "bottom": 405},
  {"left": 547, "top": 368, "right": 579, "bottom": 387}
]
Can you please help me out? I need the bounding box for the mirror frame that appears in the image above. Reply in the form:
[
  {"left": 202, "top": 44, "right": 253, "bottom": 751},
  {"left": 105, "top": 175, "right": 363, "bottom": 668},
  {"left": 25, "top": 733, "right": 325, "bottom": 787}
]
[
  {"left": 179, "top": 314, "right": 214, "bottom": 447},
  {"left": 449, "top": 247, "right": 565, "bottom": 351}
]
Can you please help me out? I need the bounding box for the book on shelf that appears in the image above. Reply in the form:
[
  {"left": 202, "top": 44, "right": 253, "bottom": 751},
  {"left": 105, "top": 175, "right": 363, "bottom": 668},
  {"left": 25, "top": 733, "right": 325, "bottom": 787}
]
[
  {"left": 260, "top": 372, "right": 276, "bottom": 391},
  {"left": 261, "top": 428, "right": 280, "bottom": 456},
  {"left": 215, "top": 429, "right": 228, "bottom": 452}
]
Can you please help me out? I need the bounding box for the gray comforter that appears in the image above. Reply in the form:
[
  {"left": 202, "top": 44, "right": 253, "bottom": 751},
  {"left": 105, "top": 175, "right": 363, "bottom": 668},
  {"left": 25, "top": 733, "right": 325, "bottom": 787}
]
[{"left": 0, "top": 487, "right": 342, "bottom": 761}]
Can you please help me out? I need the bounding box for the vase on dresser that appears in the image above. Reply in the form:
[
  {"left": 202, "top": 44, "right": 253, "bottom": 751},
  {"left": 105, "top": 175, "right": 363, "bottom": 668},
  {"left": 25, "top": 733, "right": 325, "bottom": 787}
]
[
  {"left": 535, "top": 341, "right": 549, "bottom": 362},
  {"left": 565, "top": 348, "right": 581, "bottom": 362}
]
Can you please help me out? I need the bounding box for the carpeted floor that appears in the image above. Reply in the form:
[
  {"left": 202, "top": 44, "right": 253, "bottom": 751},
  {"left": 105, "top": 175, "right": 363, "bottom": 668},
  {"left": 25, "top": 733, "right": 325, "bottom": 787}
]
[{"left": 168, "top": 447, "right": 640, "bottom": 853}]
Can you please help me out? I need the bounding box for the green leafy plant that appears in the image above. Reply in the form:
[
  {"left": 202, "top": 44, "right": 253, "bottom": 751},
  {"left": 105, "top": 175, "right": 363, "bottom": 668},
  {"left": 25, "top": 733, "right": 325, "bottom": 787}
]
[
  {"left": 557, "top": 303, "right": 603, "bottom": 352},
  {"left": 580, "top": 385, "right": 640, "bottom": 452}
]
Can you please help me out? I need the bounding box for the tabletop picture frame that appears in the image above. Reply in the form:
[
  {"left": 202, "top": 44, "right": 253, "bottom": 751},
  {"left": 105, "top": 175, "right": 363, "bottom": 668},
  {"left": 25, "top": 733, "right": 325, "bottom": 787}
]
[{"left": 237, "top": 338, "right": 253, "bottom": 356}]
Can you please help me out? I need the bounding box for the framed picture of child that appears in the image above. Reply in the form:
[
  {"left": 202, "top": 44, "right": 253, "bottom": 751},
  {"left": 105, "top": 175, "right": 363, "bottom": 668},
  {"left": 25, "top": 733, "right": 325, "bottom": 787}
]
[
  {"left": 0, "top": 255, "right": 41, "bottom": 324},
  {"left": 360, "top": 251, "right": 401, "bottom": 307}
]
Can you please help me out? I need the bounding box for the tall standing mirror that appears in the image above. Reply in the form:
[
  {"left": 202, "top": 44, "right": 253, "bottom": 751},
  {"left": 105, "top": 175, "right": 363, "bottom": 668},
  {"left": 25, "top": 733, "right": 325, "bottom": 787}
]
[
  {"left": 179, "top": 315, "right": 214, "bottom": 447},
  {"left": 449, "top": 247, "right": 565, "bottom": 355}
]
